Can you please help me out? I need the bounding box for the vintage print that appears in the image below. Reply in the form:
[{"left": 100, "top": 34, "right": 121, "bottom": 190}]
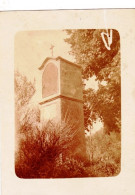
[{"left": 14, "top": 29, "right": 121, "bottom": 178}]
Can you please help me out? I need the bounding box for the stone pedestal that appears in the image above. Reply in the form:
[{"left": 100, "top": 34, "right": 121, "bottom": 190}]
[{"left": 39, "top": 56, "right": 85, "bottom": 155}]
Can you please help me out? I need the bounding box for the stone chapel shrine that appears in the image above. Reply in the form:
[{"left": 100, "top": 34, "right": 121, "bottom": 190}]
[{"left": 38, "top": 56, "right": 85, "bottom": 146}]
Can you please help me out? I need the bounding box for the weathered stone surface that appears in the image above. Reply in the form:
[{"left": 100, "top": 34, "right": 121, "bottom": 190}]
[
  {"left": 60, "top": 60, "right": 83, "bottom": 101},
  {"left": 60, "top": 97, "right": 85, "bottom": 155},
  {"left": 40, "top": 98, "right": 61, "bottom": 122}
]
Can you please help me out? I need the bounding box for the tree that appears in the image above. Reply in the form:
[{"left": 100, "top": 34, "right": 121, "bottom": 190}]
[
  {"left": 14, "top": 71, "right": 35, "bottom": 109},
  {"left": 14, "top": 71, "right": 38, "bottom": 134},
  {"left": 65, "top": 29, "right": 121, "bottom": 133}
]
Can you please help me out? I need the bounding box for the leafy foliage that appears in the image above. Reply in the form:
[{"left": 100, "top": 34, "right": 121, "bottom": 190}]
[
  {"left": 65, "top": 29, "right": 120, "bottom": 80},
  {"left": 14, "top": 71, "right": 35, "bottom": 109},
  {"left": 65, "top": 29, "right": 121, "bottom": 133},
  {"left": 86, "top": 130, "right": 121, "bottom": 176},
  {"left": 83, "top": 88, "right": 97, "bottom": 131},
  {"left": 14, "top": 71, "right": 36, "bottom": 133}
]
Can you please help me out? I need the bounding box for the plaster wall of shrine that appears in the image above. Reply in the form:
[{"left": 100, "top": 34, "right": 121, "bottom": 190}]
[{"left": 39, "top": 57, "right": 85, "bottom": 141}]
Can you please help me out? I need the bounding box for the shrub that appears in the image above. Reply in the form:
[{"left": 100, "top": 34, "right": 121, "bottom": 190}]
[
  {"left": 85, "top": 130, "right": 121, "bottom": 177},
  {"left": 15, "top": 120, "right": 86, "bottom": 178}
]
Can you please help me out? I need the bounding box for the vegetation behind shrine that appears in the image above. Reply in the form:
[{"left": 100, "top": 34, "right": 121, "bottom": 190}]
[{"left": 65, "top": 29, "right": 121, "bottom": 134}]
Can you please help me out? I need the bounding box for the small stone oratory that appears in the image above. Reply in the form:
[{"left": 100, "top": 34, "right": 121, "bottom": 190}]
[{"left": 38, "top": 56, "right": 85, "bottom": 144}]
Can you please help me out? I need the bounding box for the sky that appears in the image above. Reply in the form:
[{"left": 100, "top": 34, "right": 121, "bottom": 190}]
[{"left": 15, "top": 30, "right": 74, "bottom": 80}]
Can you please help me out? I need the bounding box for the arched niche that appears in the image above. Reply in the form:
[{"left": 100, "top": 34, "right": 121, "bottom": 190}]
[{"left": 42, "top": 62, "right": 58, "bottom": 98}]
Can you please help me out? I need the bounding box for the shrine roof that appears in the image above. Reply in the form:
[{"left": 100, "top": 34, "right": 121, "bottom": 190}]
[{"left": 38, "top": 56, "right": 81, "bottom": 70}]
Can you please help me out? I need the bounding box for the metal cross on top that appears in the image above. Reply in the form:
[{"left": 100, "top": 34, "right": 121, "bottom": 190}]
[{"left": 50, "top": 44, "right": 55, "bottom": 57}]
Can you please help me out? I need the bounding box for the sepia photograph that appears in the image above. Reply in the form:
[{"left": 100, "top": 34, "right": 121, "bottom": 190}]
[
  {"left": 14, "top": 29, "right": 121, "bottom": 178},
  {"left": 1, "top": 9, "right": 135, "bottom": 195}
]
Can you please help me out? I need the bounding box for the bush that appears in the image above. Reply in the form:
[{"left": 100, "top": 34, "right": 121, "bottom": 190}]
[
  {"left": 85, "top": 130, "right": 121, "bottom": 177},
  {"left": 15, "top": 120, "right": 86, "bottom": 178}
]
